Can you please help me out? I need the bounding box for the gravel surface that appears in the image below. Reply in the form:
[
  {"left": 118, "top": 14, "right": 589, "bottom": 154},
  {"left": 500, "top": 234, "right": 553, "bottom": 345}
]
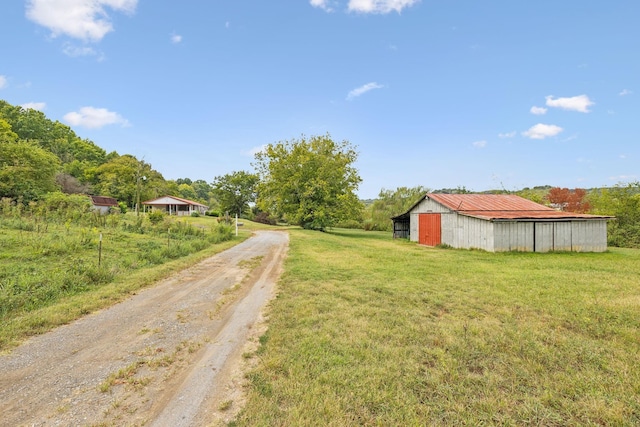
[{"left": 0, "top": 230, "right": 289, "bottom": 427}]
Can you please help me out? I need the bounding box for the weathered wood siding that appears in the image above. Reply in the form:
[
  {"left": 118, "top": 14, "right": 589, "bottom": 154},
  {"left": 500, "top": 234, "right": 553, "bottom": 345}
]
[
  {"left": 571, "top": 220, "right": 608, "bottom": 252},
  {"left": 444, "top": 214, "right": 494, "bottom": 251},
  {"left": 409, "top": 197, "right": 451, "bottom": 242},
  {"left": 493, "top": 222, "right": 534, "bottom": 252}
]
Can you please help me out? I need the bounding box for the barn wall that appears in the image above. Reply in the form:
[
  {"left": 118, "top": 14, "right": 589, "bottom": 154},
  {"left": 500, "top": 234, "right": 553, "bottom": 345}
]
[
  {"left": 493, "top": 222, "right": 534, "bottom": 252},
  {"left": 409, "top": 197, "right": 451, "bottom": 242},
  {"left": 572, "top": 220, "right": 608, "bottom": 252},
  {"left": 446, "top": 214, "right": 494, "bottom": 251},
  {"left": 553, "top": 222, "right": 573, "bottom": 251}
]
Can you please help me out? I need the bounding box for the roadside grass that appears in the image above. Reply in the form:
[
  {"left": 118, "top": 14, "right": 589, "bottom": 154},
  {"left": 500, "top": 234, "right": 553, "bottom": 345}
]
[
  {"left": 0, "top": 214, "right": 274, "bottom": 352},
  {"left": 236, "top": 228, "right": 640, "bottom": 426}
]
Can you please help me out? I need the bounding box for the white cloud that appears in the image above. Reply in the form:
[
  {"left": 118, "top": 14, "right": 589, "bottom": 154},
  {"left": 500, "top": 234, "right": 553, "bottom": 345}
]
[
  {"left": 472, "top": 140, "right": 487, "bottom": 148},
  {"left": 0, "top": 75, "right": 6, "bottom": 89},
  {"left": 346, "top": 82, "right": 383, "bottom": 100},
  {"left": 171, "top": 33, "right": 182, "bottom": 44},
  {"left": 62, "top": 43, "right": 98, "bottom": 57},
  {"left": 609, "top": 174, "right": 637, "bottom": 182},
  {"left": 26, "top": 0, "right": 137, "bottom": 42},
  {"left": 619, "top": 89, "right": 632, "bottom": 96},
  {"left": 522, "top": 123, "right": 563, "bottom": 140},
  {"left": 246, "top": 144, "right": 267, "bottom": 156},
  {"left": 545, "top": 94, "right": 594, "bottom": 113},
  {"left": 530, "top": 106, "right": 547, "bottom": 115},
  {"left": 63, "top": 106, "right": 129, "bottom": 129},
  {"left": 21, "top": 102, "right": 47, "bottom": 111},
  {"left": 348, "top": 0, "right": 419, "bottom": 14},
  {"left": 498, "top": 131, "right": 516, "bottom": 138},
  {"left": 310, "top": 0, "right": 334, "bottom": 12}
]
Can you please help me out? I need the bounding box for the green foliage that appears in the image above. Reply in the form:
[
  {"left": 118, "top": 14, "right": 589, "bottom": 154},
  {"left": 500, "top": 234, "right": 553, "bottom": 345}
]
[
  {"left": 589, "top": 182, "right": 640, "bottom": 248},
  {"left": 0, "top": 123, "right": 61, "bottom": 202},
  {"left": 254, "top": 134, "right": 363, "bottom": 231},
  {"left": 212, "top": 170, "right": 259, "bottom": 217},
  {"left": 0, "top": 209, "right": 237, "bottom": 341},
  {"left": 148, "top": 210, "right": 165, "bottom": 224},
  {"left": 364, "top": 186, "right": 429, "bottom": 231},
  {"left": 253, "top": 212, "right": 277, "bottom": 225},
  {"left": 90, "top": 155, "right": 167, "bottom": 208},
  {"left": 0, "top": 101, "right": 107, "bottom": 175}
]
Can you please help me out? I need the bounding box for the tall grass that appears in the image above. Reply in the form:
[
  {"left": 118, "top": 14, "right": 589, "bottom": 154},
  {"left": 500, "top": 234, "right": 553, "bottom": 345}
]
[
  {"left": 236, "top": 228, "right": 640, "bottom": 426},
  {"left": 0, "top": 200, "right": 239, "bottom": 350}
]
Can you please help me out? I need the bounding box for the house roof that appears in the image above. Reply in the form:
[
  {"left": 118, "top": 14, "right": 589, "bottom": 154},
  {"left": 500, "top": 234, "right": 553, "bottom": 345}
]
[
  {"left": 142, "top": 195, "right": 208, "bottom": 208},
  {"left": 395, "top": 193, "right": 612, "bottom": 221},
  {"left": 90, "top": 195, "right": 118, "bottom": 207}
]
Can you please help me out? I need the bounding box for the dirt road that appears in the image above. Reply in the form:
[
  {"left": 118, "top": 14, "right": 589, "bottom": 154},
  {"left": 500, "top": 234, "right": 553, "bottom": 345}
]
[{"left": 0, "top": 230, "right": 288, "bottom": 427}]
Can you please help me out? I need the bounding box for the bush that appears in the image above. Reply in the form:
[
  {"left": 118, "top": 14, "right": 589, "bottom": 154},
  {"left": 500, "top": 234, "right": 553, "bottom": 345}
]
[
  {"left": 148, "top": 210, "right": 165, "bottom": 225},
  {"left": 190, "top": 211, "right": 201, "bottom": 217},
  {"left": 335, "top": 219, "right": 362, "bottom": 229},
  {"left": 254, "top": 212, "right": 277, "bottom": 225}
]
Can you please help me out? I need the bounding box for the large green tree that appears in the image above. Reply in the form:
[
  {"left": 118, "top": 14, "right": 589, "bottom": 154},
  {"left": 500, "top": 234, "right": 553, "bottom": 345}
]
[
  {"left": 0, "top": 119, "right": 61, "bottom": 201},
  {"left": 254, "top": 134, "right": 362, "bottom": 230},
  {"left": 365, "top": 186, "right": 429, "bottom": 231},
  {"left": 0, "top": 101, "right": 106, "bottom": 180},
  {"left": 90, "top": 155, "right": 167, "bottom": 208},
  {"left": 211, "top": 171, "right": 259, "bottom": 216}
]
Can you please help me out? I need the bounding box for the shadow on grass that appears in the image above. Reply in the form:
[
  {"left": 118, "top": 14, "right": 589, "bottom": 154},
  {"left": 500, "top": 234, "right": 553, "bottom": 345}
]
[{"left": 326, "top": 228, "right": 392, "bottom": 241}]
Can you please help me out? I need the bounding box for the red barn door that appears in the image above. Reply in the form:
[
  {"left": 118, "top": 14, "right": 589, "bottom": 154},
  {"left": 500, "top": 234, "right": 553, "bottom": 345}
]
[{"left": 419, "top": 213, "right": 441, "bottom": 246}]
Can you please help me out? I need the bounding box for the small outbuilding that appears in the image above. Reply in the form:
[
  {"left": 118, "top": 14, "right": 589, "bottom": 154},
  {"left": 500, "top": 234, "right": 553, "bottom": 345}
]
[
  {"left": 89, "top": 195, "right": 118, "bottom": 214},
  {"left": 142, "top": 195, "right": 208, "bottom": 216},
  {"left": 392, "top": 193, "right": 612, "bottom": 252}
]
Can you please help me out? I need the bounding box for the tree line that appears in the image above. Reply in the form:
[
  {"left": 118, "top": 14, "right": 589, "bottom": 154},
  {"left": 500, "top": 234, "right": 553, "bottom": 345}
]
[
  {"left": 1, "top": 100, "right": 639, "bottom": 246},
  {"left": 0, "top": 101, "right": 362, "bottom": 230}
]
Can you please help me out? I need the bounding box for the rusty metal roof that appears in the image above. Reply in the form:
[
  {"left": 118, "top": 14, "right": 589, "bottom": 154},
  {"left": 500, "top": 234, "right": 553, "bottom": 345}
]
[
  {"left": 425, "top": 193, "right": 611, "bottom": 221},
  {"left": 393, "top": 193, "right": 613, "bottom": 221},
  {"left": 90, "top": 195, "right": 118, "bottom": 206}
]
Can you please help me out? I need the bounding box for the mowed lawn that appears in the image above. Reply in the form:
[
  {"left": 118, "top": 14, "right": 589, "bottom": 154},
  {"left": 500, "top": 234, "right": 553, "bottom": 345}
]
[{"left": 237, "top": 228, "right": 640, "bottom": 426}]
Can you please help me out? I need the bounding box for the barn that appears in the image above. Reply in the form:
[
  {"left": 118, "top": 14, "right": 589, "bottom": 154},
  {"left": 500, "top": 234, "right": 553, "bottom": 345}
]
[{"left": 392, "top": 193, "right": 612, "bottom": 252}]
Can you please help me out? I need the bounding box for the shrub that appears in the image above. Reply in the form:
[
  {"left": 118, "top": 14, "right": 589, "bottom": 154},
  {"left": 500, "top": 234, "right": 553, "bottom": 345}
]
[
  {"left": 254, "top": 212, "right": 276, "bottom": 225},
  {"left": 190, "top": 211, "right": 201, "bottom": 217},
  {"left": 148, "top": 210, "right": 165, "bottom": 225},
  {"left": 335, "top": 219, "right": 362, "bottom": 229}
]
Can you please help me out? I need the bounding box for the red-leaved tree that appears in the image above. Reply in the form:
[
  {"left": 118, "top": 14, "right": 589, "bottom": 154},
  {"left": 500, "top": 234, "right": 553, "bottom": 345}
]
[{"left": 546, "top": 187, "right": 591, "bottom": 213}]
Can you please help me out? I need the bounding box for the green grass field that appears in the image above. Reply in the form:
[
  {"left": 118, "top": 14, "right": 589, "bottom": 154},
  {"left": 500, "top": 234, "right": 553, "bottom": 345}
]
[
  {"left": 236, "top": 228, "right": 640, "bottom": 426},
  {"left": 2, "top": 217, "right": 639, "bottom": 425},
  {"left": 0, "top": 213, "right": 262, "bottom": 351}
]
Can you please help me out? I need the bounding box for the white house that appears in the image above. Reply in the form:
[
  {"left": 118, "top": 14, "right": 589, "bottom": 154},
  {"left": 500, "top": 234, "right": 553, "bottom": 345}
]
[{"left": 142, "top": 195, "right": 208, "bottom": 216}]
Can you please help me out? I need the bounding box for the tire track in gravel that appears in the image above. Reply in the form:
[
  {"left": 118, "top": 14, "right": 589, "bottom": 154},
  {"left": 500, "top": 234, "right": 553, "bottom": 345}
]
[{"left": 0, "top": 230, "right": 288, "bottom": 427}]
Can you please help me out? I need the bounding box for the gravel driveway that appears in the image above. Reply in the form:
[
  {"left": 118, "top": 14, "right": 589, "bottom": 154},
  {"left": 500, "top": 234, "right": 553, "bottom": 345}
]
[{"left": 0, "top": 230, "right": 289, "bottom": 426}]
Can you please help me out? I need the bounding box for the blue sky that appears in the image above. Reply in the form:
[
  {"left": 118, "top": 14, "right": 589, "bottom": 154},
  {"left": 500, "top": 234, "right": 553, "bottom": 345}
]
[{"left": 1, "top": 1, "right": 638, "bottom": 199}]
